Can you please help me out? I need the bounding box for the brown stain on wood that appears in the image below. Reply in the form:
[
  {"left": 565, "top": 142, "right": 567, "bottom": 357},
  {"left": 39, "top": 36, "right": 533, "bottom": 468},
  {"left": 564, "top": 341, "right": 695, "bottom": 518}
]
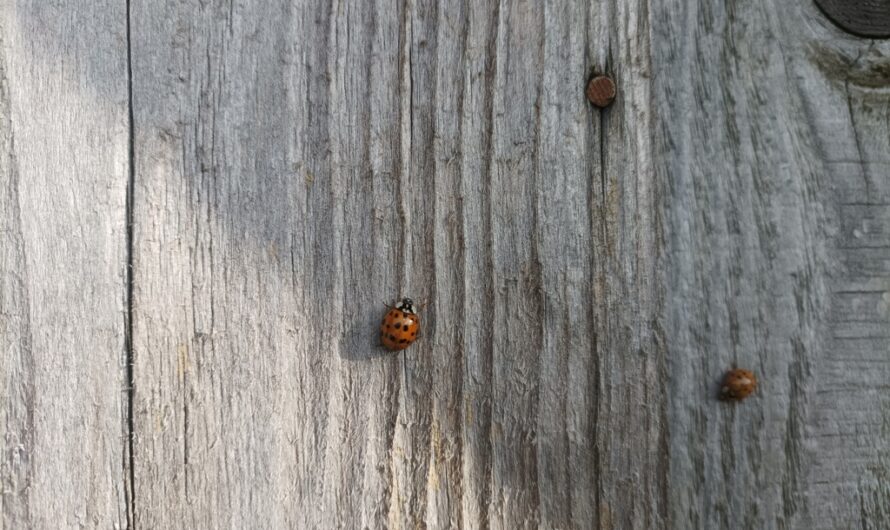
[{"left": 808, "top": 43, "right": 890, "bottom": 89}]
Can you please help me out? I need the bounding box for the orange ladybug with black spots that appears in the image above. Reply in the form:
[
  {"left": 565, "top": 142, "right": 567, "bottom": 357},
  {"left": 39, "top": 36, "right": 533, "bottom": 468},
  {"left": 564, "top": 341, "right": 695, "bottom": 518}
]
[{"left": 380, "top": 298, "right": 420, "bottom": 351}]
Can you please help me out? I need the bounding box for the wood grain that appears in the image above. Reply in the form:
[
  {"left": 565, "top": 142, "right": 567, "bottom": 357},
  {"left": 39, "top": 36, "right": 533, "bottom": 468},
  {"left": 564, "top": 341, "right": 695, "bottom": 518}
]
[
  {"left": 129, "top": 0, "right": 662, "bottom": 528},
  {"left": 654, "top": 0, "right": 890, "bottom": 528},
  {"left": 0, "top": 1, "right": 130, "bottom": 528}
]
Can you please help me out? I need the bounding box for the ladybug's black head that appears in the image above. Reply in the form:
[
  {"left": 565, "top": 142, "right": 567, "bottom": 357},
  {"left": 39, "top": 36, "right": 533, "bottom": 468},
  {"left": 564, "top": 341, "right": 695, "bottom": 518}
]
[{"left": 397, "top": 297, "right": 415, "bottom": 314}]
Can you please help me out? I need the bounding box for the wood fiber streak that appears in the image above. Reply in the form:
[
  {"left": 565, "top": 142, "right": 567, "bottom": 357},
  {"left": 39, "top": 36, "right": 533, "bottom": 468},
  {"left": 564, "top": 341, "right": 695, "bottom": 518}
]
[
  {"left": 654, "top": 0, "right": 890, "bottom": 528},
  {"left": 0, "top": 1, "right": 130, "bottom": 528},
  {"left": 130, "top": 0, "right": 662, "bottom": 528}
]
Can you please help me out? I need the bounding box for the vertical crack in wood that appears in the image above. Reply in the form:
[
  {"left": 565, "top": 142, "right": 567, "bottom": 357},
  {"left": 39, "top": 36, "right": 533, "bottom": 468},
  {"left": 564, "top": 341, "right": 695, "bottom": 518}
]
[
  {"left": 843, "top": 80, "right": 871, "bottom": 198},
  {"left": 529, "top": 16, "right": 545, "bottom": 524},
  {"left": 599, "top": 111, "right": 607, "bottom": 203},
  {"left": 449, "top": 3, "right": 470, "bottom": 523},
  {"left": 598, "top": 38, "right": 612, "bottom": 205},
  {"left": 399, "top": 0, "right": 412, "bottom": 293},
  {"left": 124, "top": 0, "right": 137, "bottom": 526},
  {"left": 482, "top": 3, "right": 503, "bottom": 526},
  {"left": 581, "top": 8, "right": 602, "bottom": 527},
  {"left": 391, "top": 0, "right": 413, "bottom": 522},
  {"left": 594, "top": 67, "right": 608, "bottom": 530}
]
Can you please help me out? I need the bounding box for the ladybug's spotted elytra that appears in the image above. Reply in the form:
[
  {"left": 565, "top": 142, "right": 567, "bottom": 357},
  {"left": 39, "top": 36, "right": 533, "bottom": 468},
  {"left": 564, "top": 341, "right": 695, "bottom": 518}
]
[
  {"left": 720, "top": 368, "right": 757, "bottom": 401},
  {"left": 380, "top": 298, "right": 420, "bottom": 351}
]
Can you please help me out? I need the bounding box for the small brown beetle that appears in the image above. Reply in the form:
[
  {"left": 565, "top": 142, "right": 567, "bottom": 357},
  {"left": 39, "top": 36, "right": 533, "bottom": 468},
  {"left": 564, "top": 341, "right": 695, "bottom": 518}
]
[{"left": 720, "top": 368, "right": 757, "bottom": 401}]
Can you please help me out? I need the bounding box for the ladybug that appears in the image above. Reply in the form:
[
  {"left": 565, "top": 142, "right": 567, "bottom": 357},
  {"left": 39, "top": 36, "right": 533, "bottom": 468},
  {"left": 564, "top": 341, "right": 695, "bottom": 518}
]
[
  {"left": 380, "top": 298, "right": 420, "bottom": 351},
  {"left": 720, "top": 368, "right": 757, "bottom": 401}
]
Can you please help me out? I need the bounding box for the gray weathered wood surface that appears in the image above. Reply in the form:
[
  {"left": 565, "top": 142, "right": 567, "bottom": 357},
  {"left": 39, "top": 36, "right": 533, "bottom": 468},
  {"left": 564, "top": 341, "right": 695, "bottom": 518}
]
[
  {"left": 656, "top": 1, "right": 890, "bottom": 527},
  {"left": 0, "top": 1, "right": 130, "bottom": 528},
  {"left": 1, "top": 0, "right": 888, "bottom": 528}
]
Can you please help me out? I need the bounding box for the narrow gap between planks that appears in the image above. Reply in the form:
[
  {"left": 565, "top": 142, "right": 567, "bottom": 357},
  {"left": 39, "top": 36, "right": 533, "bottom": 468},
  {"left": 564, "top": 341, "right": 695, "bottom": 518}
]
[{"left": 124, "top": 0, "right": 137, "bottom": 526}]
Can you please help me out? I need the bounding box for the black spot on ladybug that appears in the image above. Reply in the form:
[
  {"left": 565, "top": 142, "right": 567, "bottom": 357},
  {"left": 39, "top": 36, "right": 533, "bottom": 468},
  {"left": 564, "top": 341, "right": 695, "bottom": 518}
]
[
  {"left": 400, "top": 339, "right": 407, "bottom": 343},
  {"left": 389, "top": 335, "right": 396, "bottom": 341},
  {"left": 403, "top": 324, "right": 410, "bottom": 330},
  {"left": 411, "top": 332, "right": 416, "bottom": 336}
]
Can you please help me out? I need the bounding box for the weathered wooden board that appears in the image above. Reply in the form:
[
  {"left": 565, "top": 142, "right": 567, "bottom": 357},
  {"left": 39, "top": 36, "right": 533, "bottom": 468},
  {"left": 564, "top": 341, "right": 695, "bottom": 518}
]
[
  {"left": 655, "top": 0, "right": 890, "bottom": 528},
  {"left": 0, "top": 0, "right": 886, "bottom": 528},
  {"left": 0, "top": 1, "right": 130, "bottom": 528},
  {"left": 129, "top": 0, "right": 662, "bottom": 528}
]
